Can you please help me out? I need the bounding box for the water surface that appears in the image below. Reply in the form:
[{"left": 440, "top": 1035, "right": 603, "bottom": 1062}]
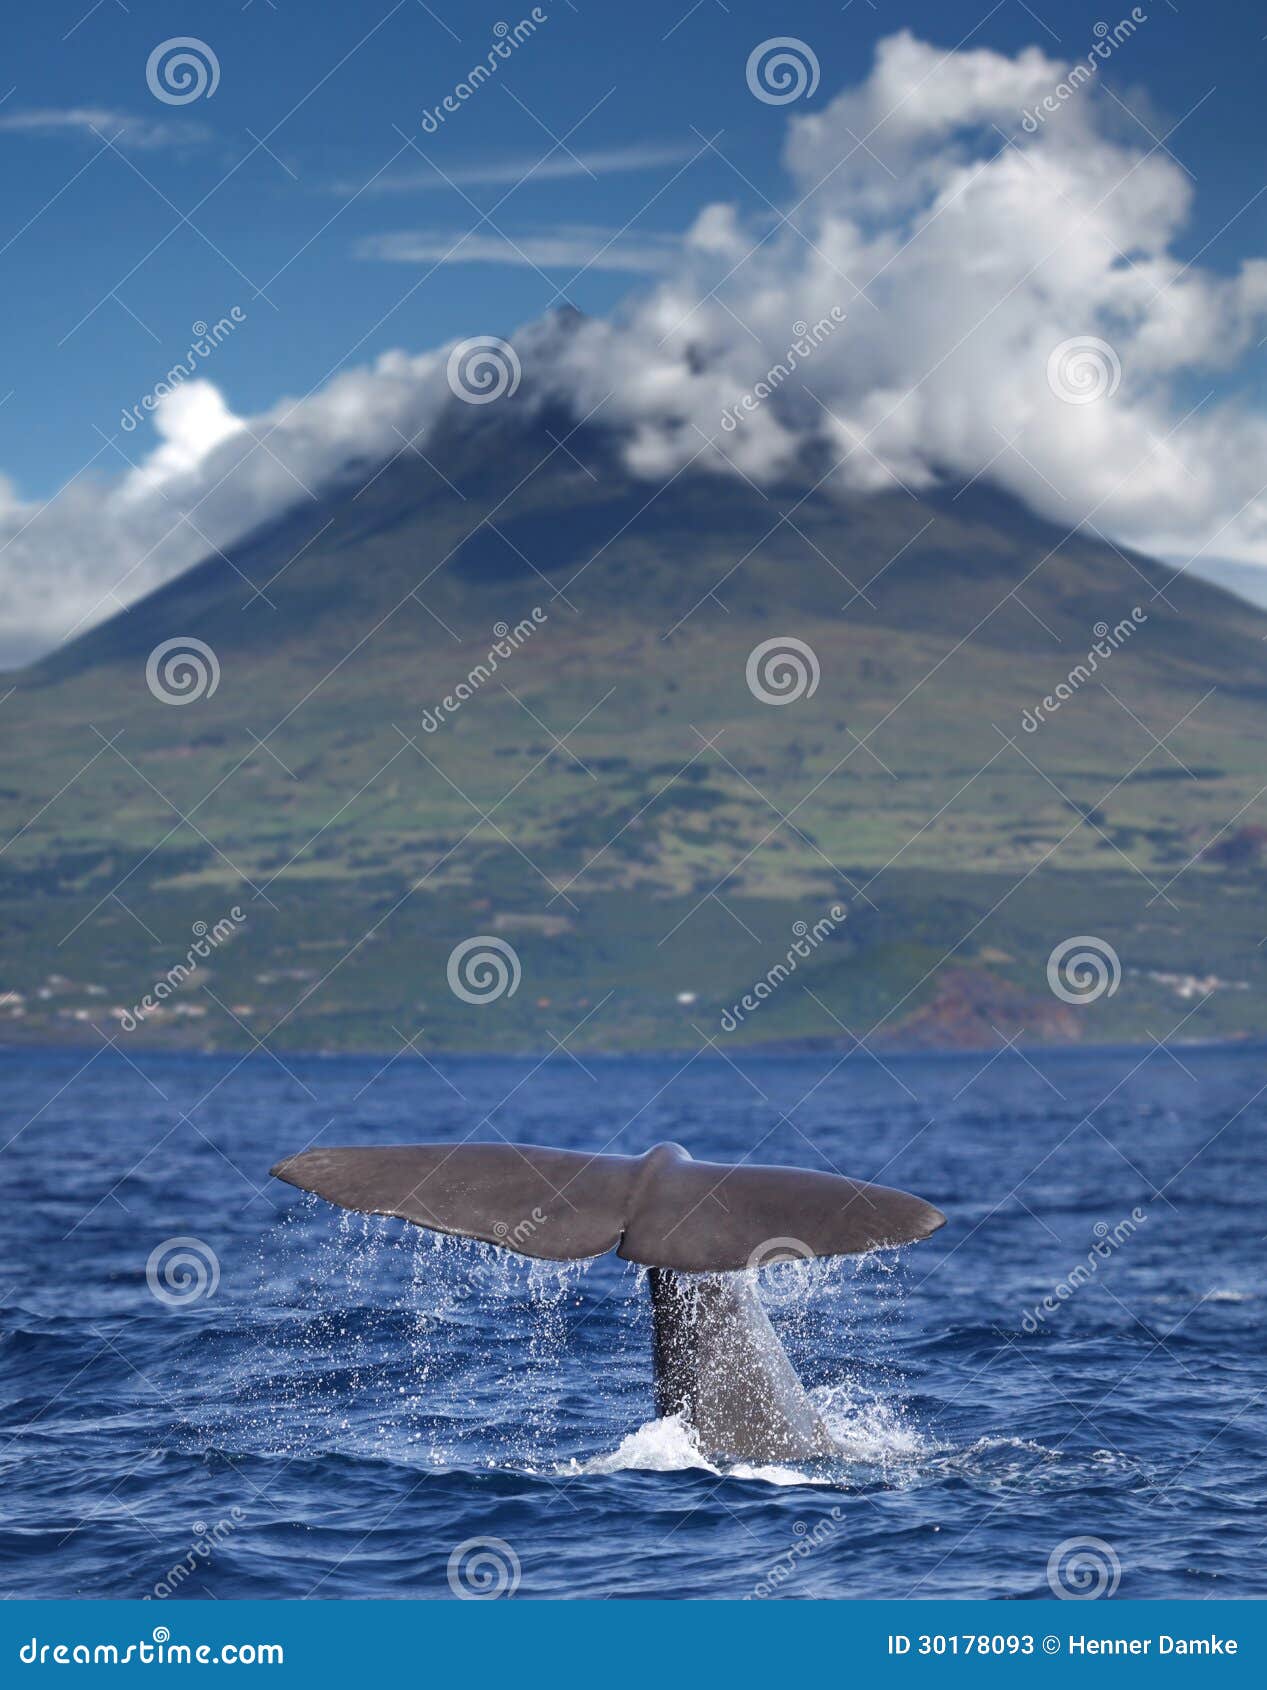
[{"left": 1, "top": 1044, "right": 1262, "bottom": 1599}]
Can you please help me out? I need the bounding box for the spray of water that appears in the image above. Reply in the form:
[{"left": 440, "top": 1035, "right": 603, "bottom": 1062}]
[{"left": 208, "top": 1202, "right": 929, "bottom": 1486}]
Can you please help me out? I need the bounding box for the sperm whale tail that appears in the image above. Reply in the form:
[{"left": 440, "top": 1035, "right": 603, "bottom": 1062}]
[
  {"left": 268, "top": 1140, "right": 944, "bottom": 1269},
  {"left": 269, "top": 1141, "right": 945, "bottom": 1462}
]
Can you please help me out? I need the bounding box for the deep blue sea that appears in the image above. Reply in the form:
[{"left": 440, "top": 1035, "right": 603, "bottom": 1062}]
[{"left": 1, "top": 1043, "right": 1263, "bottom": 1601}]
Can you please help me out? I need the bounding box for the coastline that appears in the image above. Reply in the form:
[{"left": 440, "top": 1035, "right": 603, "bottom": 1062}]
[{"left": 3, "top": 1031, "right": 1262, "bottom": 1064}]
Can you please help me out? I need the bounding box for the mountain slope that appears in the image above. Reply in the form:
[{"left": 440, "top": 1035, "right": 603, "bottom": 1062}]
[{"left": 3, "top": 394, "right": 1266, "bottom": 1053}]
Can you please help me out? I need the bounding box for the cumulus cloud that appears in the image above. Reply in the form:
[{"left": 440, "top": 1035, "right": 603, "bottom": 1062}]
[
  {"left": 0, "top": 355, "right": 448, "bottom": 668},
  {"left": 120, "top": 383, "right": 247, "bottom": 497},
  {"left": 536, "top": 30, "right": 1267, "bottom": 561},
  {"left": 3, "top": 31, "right": 1267, "bottom": 666}
]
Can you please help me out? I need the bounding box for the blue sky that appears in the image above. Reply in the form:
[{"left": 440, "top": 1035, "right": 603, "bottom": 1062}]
[
  {"left": 3, "top": 0, "right": 1267, "bottom": 662},
  {"left": 2, "top": 0, "right": 1263, "bottom": 499}
]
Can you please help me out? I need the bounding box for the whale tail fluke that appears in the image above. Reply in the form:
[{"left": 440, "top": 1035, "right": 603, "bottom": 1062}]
[
  {"left": 269, "top": 1140, "right": 944, "bottom": 1272},
  {"left": 270, "top": 1139, "right": 945, "bottom": 1464}
]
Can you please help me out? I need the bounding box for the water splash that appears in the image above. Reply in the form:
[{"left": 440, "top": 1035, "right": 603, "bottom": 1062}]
[
  {"left": 207, "top": 1203, "right": 928, "bottom": 1486},
  {"left": 570, "top": 1412, "right": 828, "bottom": 1486}
]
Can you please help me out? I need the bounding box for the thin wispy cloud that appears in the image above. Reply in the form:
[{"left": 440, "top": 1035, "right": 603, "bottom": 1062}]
[
  {"left": 357, "top": 225, "right": 681, "bottom": 273},
  {"left": 0, "top": 106, "right": 211, "bottom": 150},
  {"left": 5, "top": 33, "right": 1267, "bottom": 665},
  {"left": 335, "top": 142, "right": 693, "bottom": 196}
]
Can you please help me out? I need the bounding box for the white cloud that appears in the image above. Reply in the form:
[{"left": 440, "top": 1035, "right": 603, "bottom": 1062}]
[
  {"left": 4, "top": 31, "right": 1267, "bottom": 667},
  {"left": 532, "top": 30, "right": 1267, "bottom": 566},
  {"left": 357, "top": 225, "right": 680, "bottom": 273},
  {"left": 121, "top": 383, "right": 246, "bottom": 498},
  {"left": 0, "top": 353, "right": 449, "bottom": 667},
  {"left": 0, "top": 106, "right": 211, "bottom": 150},
  {"left": 336, "top": 142, "right": 693, "bottom": 195}
]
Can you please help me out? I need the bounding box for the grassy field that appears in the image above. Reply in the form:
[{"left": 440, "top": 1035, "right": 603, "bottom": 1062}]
[{"left": 3, "top": 405, "right": 1266, "bottom": 1053}]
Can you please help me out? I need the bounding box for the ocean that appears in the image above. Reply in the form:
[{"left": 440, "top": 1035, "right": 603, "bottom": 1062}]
[{"left": 1, "top": 1043, "right": 1262, "bottom": 1600}]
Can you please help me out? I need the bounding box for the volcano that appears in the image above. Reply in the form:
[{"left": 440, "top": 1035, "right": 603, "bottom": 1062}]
[{"left": 3, "top": 382, "right": 1265, "bottom": 1053}]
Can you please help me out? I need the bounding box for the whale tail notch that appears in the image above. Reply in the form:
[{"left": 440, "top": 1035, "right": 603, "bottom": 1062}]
[{"left": 269, "top": 1140, "right": 945, "bottom": 1272}]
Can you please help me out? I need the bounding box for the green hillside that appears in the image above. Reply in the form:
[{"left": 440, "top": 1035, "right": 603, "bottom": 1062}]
[{"left": 3, "top": 394, "right": 1266, "bottom": 1053}]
